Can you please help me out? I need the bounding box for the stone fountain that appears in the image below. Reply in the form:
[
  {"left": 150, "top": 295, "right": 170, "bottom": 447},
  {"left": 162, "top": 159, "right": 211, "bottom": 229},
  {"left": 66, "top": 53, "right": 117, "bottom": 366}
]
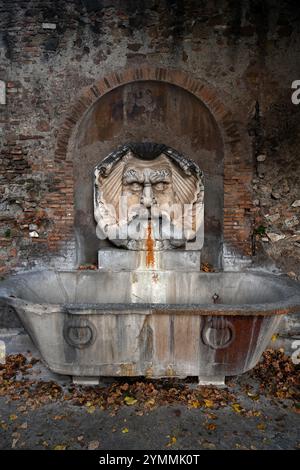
[
  {"left": 94, "top": 143, "right": 204, "bottom": 298},
  {"left": 1, "top": 143, "right": 300, "bottom": 386}
]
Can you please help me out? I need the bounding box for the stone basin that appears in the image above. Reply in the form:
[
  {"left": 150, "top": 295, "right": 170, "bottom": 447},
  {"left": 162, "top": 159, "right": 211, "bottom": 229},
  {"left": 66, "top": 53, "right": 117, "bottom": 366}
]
[{"left": 0, "top": 270, "right": 300, "bottom": 385}]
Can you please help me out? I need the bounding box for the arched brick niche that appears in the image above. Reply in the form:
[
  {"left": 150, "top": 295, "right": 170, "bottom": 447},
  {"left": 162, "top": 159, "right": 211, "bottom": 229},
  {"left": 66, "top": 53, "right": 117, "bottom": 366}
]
[
  {"left": 55, "top": 67, "right": 253, "bottom": 268},
  {"left": 74, "top": 81, "right": 223, "bottom": 266}
]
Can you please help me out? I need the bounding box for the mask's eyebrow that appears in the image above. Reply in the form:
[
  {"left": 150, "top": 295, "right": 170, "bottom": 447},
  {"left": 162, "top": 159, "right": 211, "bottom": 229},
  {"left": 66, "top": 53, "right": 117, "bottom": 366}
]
[
  {"left": 123, "top": 168, "right": 144, "bottom": 183},
  {"left": 149, "top": 168, "right": 172, "bottom": 183}
]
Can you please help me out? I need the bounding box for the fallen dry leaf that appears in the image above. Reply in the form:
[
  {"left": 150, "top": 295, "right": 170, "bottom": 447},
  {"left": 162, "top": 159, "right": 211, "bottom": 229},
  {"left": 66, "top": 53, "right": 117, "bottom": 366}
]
[
  {"left": 124, "top": 396, "right": 138, "bottom": 406},
  {"left": 201, "top": 440, "right": 216, "bottom": 449},
  {"left": 145, "top": 398, "right": 156, "bottom": 408},
  {"left": 231, "top": 403, "right": 243, "bottom": 413},
  {"left": 205, "top": 423, "right": 217, "bottom": 431},
  {"left": 257, "top": 423, "right": 266, "bottom": 431},
  {"left": 11, "top": 438, "right": 18, "bottom": 449},
  {"left": 88, "top": 440, "right": 100, "bottom": 450},
  {"left": 245, "top": 410, "right": 262, "bottom": 418},
  {"left": 204, "top": 399, "right": 214, "bottom": 408},
  {"left": 247, "top": 391, "right": 260, "bottom": 401},
  {"left": 166, "top": 435, "right": 177, "bottom": 447},
  {"left": 78, "top": 264, "right": 97, "bottom": 271},
  {"left": 86, "top": 405, "right": 96, "bottom": 414},
  {"left": 52, "top": 415, "right": 66, "bottom": 421},
  {"left": 189, "top": 400, "right": 201, "bottom": 408},
  {"left": 53, "top": 444, "right": 67, "bottom": 450},
  {"left": 206, "top": 412, "right": 217, "bottom": 420},
  {"left": 201, "top": 263, "right": 214, "bottom": 272}
]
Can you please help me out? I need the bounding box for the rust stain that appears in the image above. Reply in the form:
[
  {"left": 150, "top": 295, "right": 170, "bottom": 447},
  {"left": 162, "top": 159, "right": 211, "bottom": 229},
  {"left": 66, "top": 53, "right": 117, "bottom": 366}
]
[
  {"left": 214, "top": 316, "right": 263, "bottom": 372},
  {"left": 151, "top": 307, "right": 296, "bottom": 316},
  {"left": 146, "top": 221, "right": 155, "bottom": 268}
]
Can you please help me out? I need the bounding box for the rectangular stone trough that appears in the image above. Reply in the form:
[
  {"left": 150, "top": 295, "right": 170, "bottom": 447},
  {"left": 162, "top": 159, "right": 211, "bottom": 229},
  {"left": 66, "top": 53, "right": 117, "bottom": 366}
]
[{"left": 0, "top": 270, "right": 300, "bottom": 385}]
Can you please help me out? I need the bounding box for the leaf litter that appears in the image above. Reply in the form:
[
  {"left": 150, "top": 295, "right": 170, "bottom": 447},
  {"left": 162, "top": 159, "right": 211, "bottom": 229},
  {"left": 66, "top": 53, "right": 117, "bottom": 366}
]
[{"left": 0, "top": 350, "right": 298, "bottom": 416}]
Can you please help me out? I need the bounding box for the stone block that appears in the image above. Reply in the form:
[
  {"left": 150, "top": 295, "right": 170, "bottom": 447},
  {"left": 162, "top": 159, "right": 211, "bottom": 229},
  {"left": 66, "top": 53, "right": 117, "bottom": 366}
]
[
  {"left": 0, "top": 80, "right": 6, "bottom": 105},
  {"left": 42, "top": 23, "right": 56, "bottom": 29},
  {"left": 98, "top": 248, "right": 201, "bottom": 271}
]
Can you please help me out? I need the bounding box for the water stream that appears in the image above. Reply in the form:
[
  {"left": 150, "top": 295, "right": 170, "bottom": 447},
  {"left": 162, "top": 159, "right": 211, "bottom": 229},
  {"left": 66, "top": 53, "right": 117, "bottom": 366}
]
[{"left": 131, "top": 221, "right": 168, "bottom": 304}]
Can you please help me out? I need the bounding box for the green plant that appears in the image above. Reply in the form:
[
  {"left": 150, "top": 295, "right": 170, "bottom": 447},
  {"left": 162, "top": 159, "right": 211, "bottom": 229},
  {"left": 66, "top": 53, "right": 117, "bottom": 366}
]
[
  {"left": 4, "top": 228, "right": 11, "bottom": 238},
  {"left": 254, "top": 225, "right": 266, "bottom": 236}
]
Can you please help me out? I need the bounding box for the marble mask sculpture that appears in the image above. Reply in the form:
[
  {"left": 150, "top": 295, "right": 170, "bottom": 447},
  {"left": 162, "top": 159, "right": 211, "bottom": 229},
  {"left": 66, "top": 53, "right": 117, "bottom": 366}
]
[{"left": 94, "top": 143, "right": 204, "bottom": 250}]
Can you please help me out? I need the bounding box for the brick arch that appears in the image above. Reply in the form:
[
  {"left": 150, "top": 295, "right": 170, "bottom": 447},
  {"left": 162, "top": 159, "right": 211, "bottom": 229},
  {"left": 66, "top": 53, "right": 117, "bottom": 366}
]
[
  {"left": 54, "top": 66, "right": 253, "bottom": 262},
  {"left": 55, "top": 66, "right": 241, "bottom": 163}
]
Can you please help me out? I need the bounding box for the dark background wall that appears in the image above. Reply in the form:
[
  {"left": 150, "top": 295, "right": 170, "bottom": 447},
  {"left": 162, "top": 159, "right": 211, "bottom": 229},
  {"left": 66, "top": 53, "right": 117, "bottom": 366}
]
[{"left": 0, "top": 0, "right": 299, "bottom": 276}]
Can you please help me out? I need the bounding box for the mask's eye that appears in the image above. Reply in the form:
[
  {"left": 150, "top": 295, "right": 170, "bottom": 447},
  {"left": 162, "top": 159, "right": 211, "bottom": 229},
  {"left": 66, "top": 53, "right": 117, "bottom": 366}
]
[
  {"left": 130, "top": 182, "right": 142, "bottom": 191},
  {"left": 154, "top": 182, "right": 168, "bottom": 191}
]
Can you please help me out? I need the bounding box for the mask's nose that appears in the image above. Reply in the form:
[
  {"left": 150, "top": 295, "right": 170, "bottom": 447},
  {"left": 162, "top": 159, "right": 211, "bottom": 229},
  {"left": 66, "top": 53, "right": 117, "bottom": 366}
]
[{"left": 141, "top": 184, "right": 154, "bottom": 208}]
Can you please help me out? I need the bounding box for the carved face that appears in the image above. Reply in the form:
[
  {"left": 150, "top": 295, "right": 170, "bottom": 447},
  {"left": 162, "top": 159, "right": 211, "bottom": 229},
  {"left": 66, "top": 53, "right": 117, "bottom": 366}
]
[
  {"left": 94, "top": 146, "right": 204, "bottom": 250},
  {"left": 122, "top": 156, "right": 177, "bottom": 216}
]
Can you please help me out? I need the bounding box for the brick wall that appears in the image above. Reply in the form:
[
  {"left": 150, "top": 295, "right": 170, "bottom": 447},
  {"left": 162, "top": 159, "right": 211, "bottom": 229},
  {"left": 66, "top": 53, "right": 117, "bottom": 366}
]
[{"left": 0, "top": 0, "right": 299, "bottom": 274}]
